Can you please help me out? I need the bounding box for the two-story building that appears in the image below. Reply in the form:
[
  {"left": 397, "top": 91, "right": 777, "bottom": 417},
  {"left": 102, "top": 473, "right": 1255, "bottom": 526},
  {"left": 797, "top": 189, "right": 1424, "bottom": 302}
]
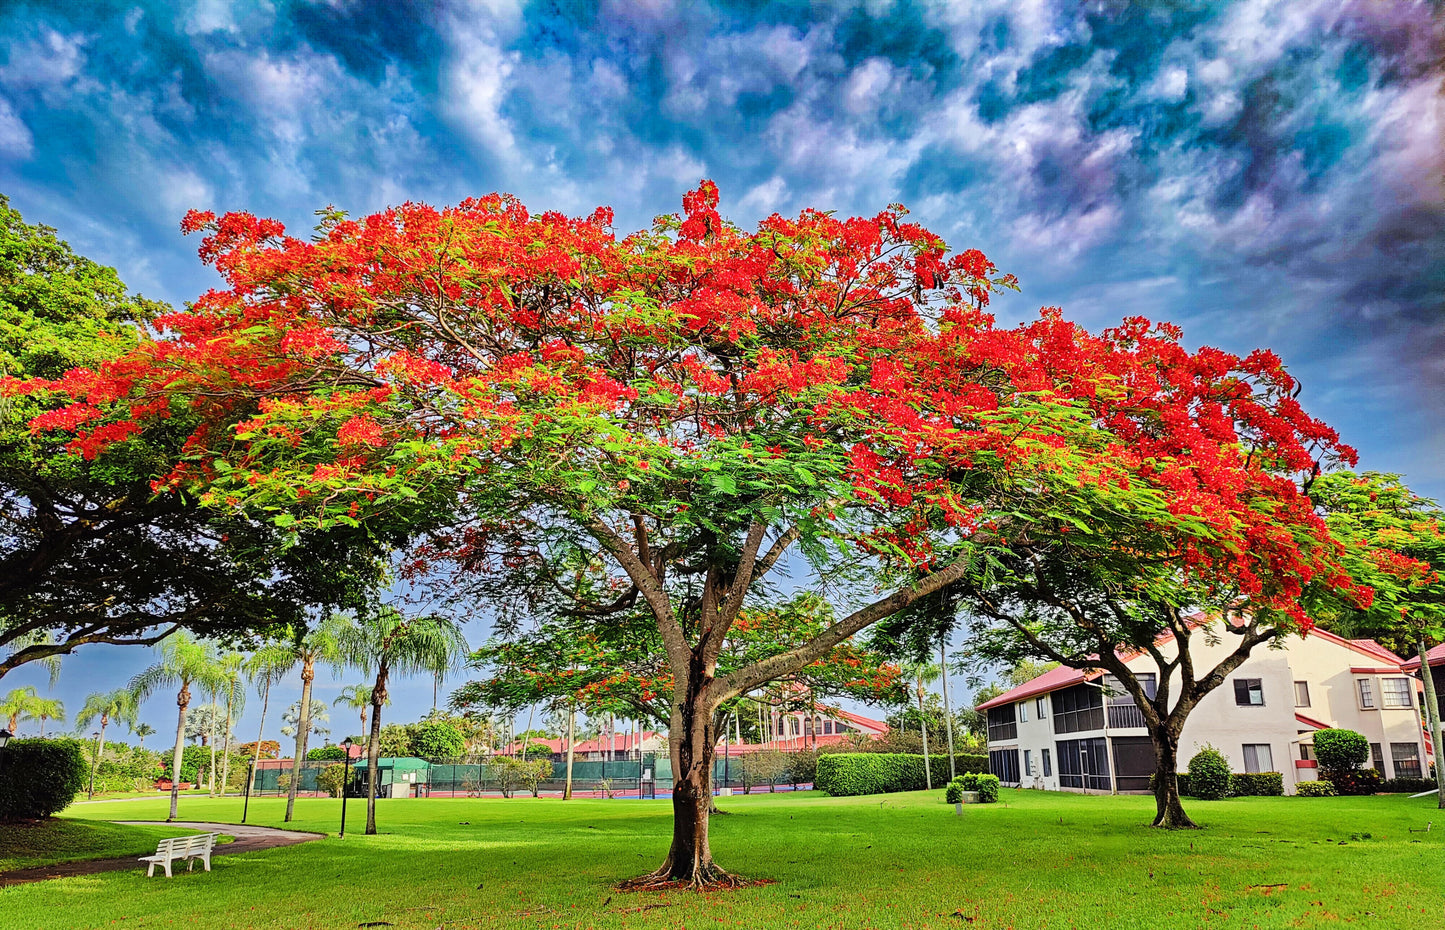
[{"left": 979, "top": 625, "right": 1429, "bottom": 794}]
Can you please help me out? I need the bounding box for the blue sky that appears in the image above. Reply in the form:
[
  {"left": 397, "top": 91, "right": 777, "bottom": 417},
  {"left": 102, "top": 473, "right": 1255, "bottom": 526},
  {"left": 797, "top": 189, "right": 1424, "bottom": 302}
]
[{"left": 2, "top": 1, "right": 1442, "bottom": 742}]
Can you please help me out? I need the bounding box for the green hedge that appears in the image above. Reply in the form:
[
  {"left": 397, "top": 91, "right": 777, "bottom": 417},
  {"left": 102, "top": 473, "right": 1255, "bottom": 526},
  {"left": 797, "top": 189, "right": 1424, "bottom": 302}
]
[
  {"left": 1379, "top": 777, "right": 1436, "bottom": 794},
  {"left": 815, "top": 753, "right": 987, "bottom": 797},
  {"left": 1228, "top": 772, "right": 1283, "bottom": 797},
  {"left": 0, "top": 739, "right": 87, "bottom": 820}
]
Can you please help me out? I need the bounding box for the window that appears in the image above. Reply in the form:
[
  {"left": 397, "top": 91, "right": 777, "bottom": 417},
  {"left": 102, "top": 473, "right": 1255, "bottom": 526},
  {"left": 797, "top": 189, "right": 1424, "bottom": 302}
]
[
  {"left": 1042, "top": 747, "right": 1052, "bottom": 777},
  {"left": 1242, "top": 744, "right": 1274, "bottom": 774},
  {"left": 1370, "top": 742, "right": 1385, "bottom": 772},
  {"left": 1294, "top": 681, "right": 1310, "bottom": 707},
  {"left": 1057, "top": 738, "right": 1111, "bottom": 790},
  {"left": 1019, "top": 701, "right": 1029, "bottom": 723},
  {"left": 1036, "top": 697, "right": 1048, "bottom": 718},
  {"left": 1382, "top": 678, "right": 1412, "bottom": 708},
  {"left": 987, "top": 705, "right": 1018, "bottom": 742},
  {"left": 1023, "top": 749, "right": 1033, "bottom": 776},
  {"left": 1391, "top": 743, "right": 1423, "bottom": 779},
  {"left": 1357, "top": 679, "right": 1376, "bottom": 709},
  {"left": 1299, "top": 743, "right": 1316, "bottom": 761},
  {"left": 988, "top": 748, "right": 1020, "bottom": 785},
  {"left": 1103, "top": 673, "right": 1157, "bottom": 702},
  {"left": 1234, "top": 678, "right": 1264, "bottom": 706},
  {"left": 1052, "top": 684, "right": 1105, "bottom": 734},
  {"left": 822, "top": 720, "right": 832, "bottom": 735}
]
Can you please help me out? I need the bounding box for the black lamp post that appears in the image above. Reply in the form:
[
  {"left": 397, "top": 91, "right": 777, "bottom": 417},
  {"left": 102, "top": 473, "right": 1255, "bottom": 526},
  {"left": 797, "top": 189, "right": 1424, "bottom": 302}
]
[
  {"left": 88, "top": 731, "right": 100, "bottom": 799},
  {"left": 339, "top": 738, "right": 353, "bottom": 837},
  {"left": 0, "top": 728, "right": 11, "bottom": 777}
]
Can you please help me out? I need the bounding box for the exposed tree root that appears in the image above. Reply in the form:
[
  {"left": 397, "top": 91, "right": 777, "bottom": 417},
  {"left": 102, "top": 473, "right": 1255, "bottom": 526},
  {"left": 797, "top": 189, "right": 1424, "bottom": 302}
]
[{"left": 617, "top": 861, "right": 764, "bottom": 892}]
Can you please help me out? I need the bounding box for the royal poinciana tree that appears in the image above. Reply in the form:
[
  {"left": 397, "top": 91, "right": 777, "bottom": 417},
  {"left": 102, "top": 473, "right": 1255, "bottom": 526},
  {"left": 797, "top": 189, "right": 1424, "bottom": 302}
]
[
  {"left": 958, "top": 315, "right": 1368, "bottom": 828},
  {"left": 20, "top": 183, "right": 1364, "bottom": 878},
  {"left": 453, "top": 592, "right": 906, "bottom": 743}
]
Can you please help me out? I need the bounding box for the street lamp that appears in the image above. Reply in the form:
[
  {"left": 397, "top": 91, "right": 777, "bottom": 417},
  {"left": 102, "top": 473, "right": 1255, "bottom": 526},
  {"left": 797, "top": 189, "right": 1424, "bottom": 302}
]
[
  {"left": 339, "top": 738, "right": 354, "bottom": 837},
  {"left": 88, "top": 731, "right": 101, "bottom": 799}
]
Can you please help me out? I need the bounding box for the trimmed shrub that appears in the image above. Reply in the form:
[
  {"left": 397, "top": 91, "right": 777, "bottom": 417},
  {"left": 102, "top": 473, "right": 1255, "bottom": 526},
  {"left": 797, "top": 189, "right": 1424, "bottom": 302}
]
[
  {"left": 0, "top": 738, "right": 87, "bottom": 820},
  {"left": 944, "top": 772, "right": 998, "bottom": 803},
  {"left": 975, "top": 774, "right": 1000, "bottom": 803},
  {"left": 1327, "top": 767, "right": 1383, "bottom": 796},
  {"left": 1379, "top": 777, "right": 1437, "bottom": 794},
  {"left": 1313, "top": 729, "right": 1369, "bottom": 773},
  {"left": 307, "top": 746, "right": 347, "bottom": 761},
  {"left": 1295, "top": 780, "right": 1336, "bottom": 797},
  {"left": 1228, "top": 772, "right": 1283, "bottom": 797},
  {"left": 1186, "top": 747, "right": 1231, "bottom": 800}
]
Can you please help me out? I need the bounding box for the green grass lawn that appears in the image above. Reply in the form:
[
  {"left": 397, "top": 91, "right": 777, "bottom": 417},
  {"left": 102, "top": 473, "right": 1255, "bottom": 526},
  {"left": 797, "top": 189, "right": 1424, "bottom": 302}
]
[
  {"left": 2, "top": 790, "right": 1440, "bottom": 929},
  {"left": 0, "top": 819, "right": 211, "bottom": 872}
]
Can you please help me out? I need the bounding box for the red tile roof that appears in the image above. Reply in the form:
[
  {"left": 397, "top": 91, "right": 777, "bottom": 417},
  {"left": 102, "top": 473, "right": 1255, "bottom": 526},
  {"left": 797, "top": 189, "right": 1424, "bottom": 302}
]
[
  {"left": 1401, "top": 642, "right": 1445, "bottom": 671},
  {"left": 1295, "top": 712, "right": 1331, "bottom": 731},
  {"left": 976, "top": 664, "right": 1100, "bottom": 711}
]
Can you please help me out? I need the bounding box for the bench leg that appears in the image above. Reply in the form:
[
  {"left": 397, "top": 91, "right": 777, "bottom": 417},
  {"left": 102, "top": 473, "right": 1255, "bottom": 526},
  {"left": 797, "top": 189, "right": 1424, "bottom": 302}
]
[
  {"left": 202, "top": 852, "right": 211, "bottom": 872},
  {"left": 187, "top": 858, "right": 196, "bottom": 872},
  {"left": 146, "top": 862, "right": 156, "bottom": 878},
  {"left": 163, "top": 860, "right": 173, "bottom": 878}
]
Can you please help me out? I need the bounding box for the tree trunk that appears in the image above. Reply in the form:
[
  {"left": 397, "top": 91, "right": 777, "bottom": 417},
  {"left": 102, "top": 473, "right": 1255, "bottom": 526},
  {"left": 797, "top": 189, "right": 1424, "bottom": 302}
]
[
  {"left": 1416, "top": 637, "right": 1445, "bottom": 809},
  {"left": 622, "top": 672, "right": 737, "bottom": 889},
  {"left": 365, "top": 665, "right": 388, "bottom": 835},
  {"left": 168, "top": 683, "right": 190, "bottom": 821},
  {"left": 1148, "top": 726, "right": 1197, "bottom": 829},
  {"left": 563, "top": 703, "right": 576, "bottom": 800},
  {"left": 939, "top": 640, "right": 957, "bottom": 780},
  {"left": 219, "top": 693, "right": 235, "bottom": 797},
  {"left": 208, "top": 711, "right": 217, "bottom": 795},
  {"left": 917, "top": 678, "right": 932, "bottom": 791},
  {"left": 285, "top": 657, "right": 315, "bottom": 822},
  {"left": 89, "top": 716, "right": 108, "bottom": 800}
]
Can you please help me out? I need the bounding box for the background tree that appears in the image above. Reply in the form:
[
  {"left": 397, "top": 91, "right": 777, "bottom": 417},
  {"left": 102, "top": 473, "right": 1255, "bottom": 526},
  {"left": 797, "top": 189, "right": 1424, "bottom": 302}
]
[
  {"left": 128, "top": 632, "right": 228, "bottom": 820},
  {"left": 1, "top": 685, "right": 42, "bottom": 734},
  {"left": 339, "top": 608, "right": 467, "bottom": 834},
  {"left": 214, "top": 651, "right": 246, "bottom": 797},
  {"left": 280, "top": 699, "right": 331, "bottom": 740},
  {"left": 243, "top": 643, "right": 292, "bottom": 803},
  {"left": 334, "top": 683, "right": 386, "bottom": 737},
  {"left": 266, "top": 615, "right": 350, "bottom": 822},
  {"left": 1311, "top": 471, "right": 1445, "bottom": 807},
  {"left": 75, "top": 688, "right": 137, "bottom": 798},
  {"left": 31, "top": 695, "right": 63, "bottom": 737},
  {"left": 130, "top": 721, "right": 155, "bottom": 748}
]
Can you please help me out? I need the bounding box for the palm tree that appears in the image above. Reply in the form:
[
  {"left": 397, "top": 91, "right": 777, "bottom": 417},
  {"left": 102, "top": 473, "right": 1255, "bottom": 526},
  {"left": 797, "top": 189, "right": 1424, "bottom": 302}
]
[
  {"left": 1, "top": 686, "right": 42, "bottom": 734},
  {"left": 32, "top": 696, "right": 64, "bottom": 737},
  {"left": 903, "top": 661, "right": 941, "bottom": 791},
  {"left": 75, "top": 688, "right": 138, "bottom": 799},
  {"left": 131, "top": 722, "right": 156, "bottom": 748},
  {"left": 939, "top": 638, "right": 958, "bottom": 781},
  {"left": 280, "top": 699, "right": 330, "bottom": 739},
  {"left": 214, "top": 651, "right": 246, "bottom": 796},
  {"left": 333, "top": 683, "right": 387, "bottom": 737},
  {"left": 243, "top": 643, "right": 292, "bottom": 813},
  {"left": 129, "top": 633, "right": 228, "bottom": 821},
  {"left": 339, "top": 608, "right": 467, "bottom": 834},
  {"left": 267, "top": 615, "right": 350, "bottom": 822}
]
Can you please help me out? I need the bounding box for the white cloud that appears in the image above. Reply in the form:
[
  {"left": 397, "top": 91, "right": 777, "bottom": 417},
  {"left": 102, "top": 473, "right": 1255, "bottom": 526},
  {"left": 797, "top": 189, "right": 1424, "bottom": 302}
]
[{"left": 0, "top": 96, "right": 33, "bottom": 159}]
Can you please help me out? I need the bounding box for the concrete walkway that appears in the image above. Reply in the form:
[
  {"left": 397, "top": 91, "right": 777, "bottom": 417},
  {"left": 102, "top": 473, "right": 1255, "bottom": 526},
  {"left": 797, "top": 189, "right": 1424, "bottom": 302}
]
[{"left": 0, "top": 821, "right": 324, "bottom": 887}]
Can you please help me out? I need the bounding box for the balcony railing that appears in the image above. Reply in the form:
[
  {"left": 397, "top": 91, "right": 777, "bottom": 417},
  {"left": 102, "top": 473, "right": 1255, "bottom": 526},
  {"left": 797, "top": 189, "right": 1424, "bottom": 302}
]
[{"left": 1106, "top": 703, "right": 1147, "bottom": 729}]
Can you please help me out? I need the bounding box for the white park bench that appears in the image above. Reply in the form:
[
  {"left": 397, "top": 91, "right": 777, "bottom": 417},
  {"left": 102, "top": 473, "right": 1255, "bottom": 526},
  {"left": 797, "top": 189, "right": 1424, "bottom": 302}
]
[{"left": 138, "top": 832, "right": 219, "bottom": 878}]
